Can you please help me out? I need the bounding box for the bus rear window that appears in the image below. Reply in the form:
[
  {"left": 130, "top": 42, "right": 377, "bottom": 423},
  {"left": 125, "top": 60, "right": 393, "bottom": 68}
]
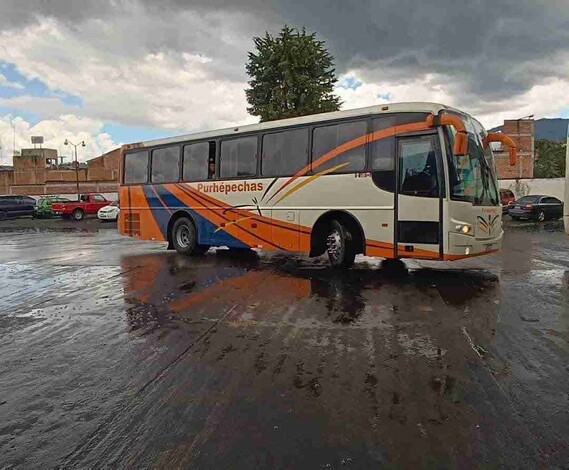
[{"left": 124, "top": 151, "right": 149, "bottom": 184}]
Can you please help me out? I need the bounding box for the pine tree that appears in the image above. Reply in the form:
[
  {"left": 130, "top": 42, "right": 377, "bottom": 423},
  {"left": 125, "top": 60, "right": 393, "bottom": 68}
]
[{"left": 245, "top": 26, "right": 342, "bottom": 122}]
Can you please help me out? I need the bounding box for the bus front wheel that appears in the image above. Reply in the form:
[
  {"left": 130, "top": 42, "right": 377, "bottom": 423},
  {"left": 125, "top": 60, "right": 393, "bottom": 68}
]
[
  {"left": 326, "top": 220, "right": 356, "bottom": 269},
  {"left": 172, "top": 217, "right": 208, "bottom": 256}
]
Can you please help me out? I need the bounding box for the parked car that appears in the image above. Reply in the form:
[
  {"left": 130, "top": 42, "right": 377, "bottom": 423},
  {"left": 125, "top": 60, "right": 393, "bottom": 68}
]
[
  {"left": 51, "top": 194, "right": 110, "bottom": 221},
  {"left": 0, "top": 195, "right": 36, "bottom": 220},
  {"left": 97, "top": 200, "right": 119, "bottom": 221},
  {"left": 509, "top": 195, "right": 564, "bottom": 221},
  {"left": 499, "top": 189, "right": 515, "bottom": 213},
  {"left": 34, "top": 196, "right": 72, "bottom": 218}
]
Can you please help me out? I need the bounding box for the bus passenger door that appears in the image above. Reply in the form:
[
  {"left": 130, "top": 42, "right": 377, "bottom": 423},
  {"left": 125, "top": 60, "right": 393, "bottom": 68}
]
[{"left": 395, "top": 134, "right": 443, "bottom": 259}]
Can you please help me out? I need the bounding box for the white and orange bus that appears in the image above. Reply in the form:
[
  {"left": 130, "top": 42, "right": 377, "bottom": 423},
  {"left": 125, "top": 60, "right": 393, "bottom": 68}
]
[{"left": 118, "top": 102, "right": 517, "bottom": 268}]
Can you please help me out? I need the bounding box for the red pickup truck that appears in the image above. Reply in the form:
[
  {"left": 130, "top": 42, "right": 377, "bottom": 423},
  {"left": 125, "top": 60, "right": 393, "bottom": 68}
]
[{"left": 52, "top": 194, "right": 110, "bottom": 221}]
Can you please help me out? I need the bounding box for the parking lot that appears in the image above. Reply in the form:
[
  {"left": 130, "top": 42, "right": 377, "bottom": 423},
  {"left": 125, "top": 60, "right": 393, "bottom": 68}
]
[{"left": 0, "top": 218, "right": 568, "bottom": 468}]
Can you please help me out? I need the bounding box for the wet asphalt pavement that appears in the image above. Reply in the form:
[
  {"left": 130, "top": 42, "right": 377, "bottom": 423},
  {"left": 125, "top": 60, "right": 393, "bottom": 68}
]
[{"left": 0, "top": 219, "right": 568, "bottom": 468}]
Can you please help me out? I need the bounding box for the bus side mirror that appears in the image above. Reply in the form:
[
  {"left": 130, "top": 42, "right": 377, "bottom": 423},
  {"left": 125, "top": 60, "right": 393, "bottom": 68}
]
[
  {"left": 483, "top": 133, "right": 518, "bottom": 166},
  {"left": 426, "top": 113, "right": 469, "bottom": 156},
  {"left": 453, "top": 133, "right": 469, "bottom": 156}
]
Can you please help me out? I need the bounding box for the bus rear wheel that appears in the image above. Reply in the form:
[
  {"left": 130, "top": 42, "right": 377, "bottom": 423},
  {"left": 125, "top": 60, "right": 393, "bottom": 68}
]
[
  {"left": 326, "top": 220, "right": 356, "bottom": 269},
  {"left": 171, "top": 217, "right": 208, "bottom": 256}
]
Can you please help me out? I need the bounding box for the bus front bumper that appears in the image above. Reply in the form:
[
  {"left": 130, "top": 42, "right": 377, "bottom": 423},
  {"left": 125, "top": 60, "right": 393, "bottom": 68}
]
[{"left": 448, "top": 230, "right": 503, "bottom": 259}]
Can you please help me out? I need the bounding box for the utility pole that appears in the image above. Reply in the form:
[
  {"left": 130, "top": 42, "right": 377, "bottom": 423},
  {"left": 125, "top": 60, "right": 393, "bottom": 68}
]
[
  {"left": 12, "top": 120, "right": 16, "bottom": 160},
  {"left": 64, "top": 139, "right": 86, "bottom": 200},
  {"left": 563, "top": 121, "right": 569, "bottom": 235}
]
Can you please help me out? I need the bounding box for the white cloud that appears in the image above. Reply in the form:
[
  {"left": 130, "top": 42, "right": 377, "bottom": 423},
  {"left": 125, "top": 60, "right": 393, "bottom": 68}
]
[
  {"left": 336, "top": 72, "right": 569, "bottom": 129},
  {"left": 0, "top": 3, "right": 567, "bottom": 144},
  {"left": 0, "top": 114, "right": 118, "bottom": 165},
  {"left": 0, "top": 15, "right": 259, "bottom": 133}
]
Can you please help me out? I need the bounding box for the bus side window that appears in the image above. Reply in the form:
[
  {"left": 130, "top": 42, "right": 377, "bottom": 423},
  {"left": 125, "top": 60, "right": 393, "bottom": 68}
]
[
  {"left": 208, "top": 141, "right": 216, "bottom": 179},
  {"left": 151, "top": 146, "right": 181, "bottom": 183},
  {"left": 220, "top": 136, "right": 258, "bottom": 178},
  {"left": 312, "top": 120, "right": 366, "bottom": 173},
  {"left": 183, "top": 142, "right": 210, "bottom": 181},
  {"left": 261, "top": 128, "right": 308, "bottom": 177},
  {"left": 370, "top": 116, "right": 396, "bottom": 192},
  {"left": 124, "top": 150, "right": 149, "bottom": 184}
]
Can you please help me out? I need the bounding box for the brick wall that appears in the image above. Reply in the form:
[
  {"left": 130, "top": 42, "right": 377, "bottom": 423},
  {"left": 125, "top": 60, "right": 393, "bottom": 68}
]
[
  {"left": 0, "top": 170, "right": 14, "bottom": 195},
  {"left": 494, "top": 119, "right": 535, "bottom": 179},
  {"left": 86, "top": 148, "right": 120, "bottom": 181},
  {"left": 2, "top": 147, "right": 120, "bottom": 195},
  {"left": 45, "top": 169, "right": 88, "bottom": 182},
  {"left": 9, "top": 182, "right": 118, "bottom": 196}
]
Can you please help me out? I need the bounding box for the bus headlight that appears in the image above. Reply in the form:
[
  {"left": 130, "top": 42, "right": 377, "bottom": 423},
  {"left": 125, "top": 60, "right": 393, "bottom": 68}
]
[{"left": 455, "top": 224, "right": 473, "bottom": 235}]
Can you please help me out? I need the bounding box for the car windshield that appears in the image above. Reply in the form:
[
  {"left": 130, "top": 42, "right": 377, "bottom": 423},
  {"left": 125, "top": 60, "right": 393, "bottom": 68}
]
[
  {"left": 517, "top": 196, "right": 539, "bottom": 204},
  {"left": 445, "top": 114, "right": 499, "bottom": 206},
  {"left": 110, "top": 201, "right": 118, "bottom": 207}
]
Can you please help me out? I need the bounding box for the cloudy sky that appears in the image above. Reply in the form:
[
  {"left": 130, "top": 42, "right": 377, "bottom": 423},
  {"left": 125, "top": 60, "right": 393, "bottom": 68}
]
[{"left": 0, "top": 0, "right": 568, "bottom": 165}]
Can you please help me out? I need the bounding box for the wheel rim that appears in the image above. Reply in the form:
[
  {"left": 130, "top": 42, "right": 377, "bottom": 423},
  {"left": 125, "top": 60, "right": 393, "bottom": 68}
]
[
  {"left": 327, "top": 229, "right": 343, "bottom": 262},
  {"left": 538, "top": 212, "right": 545, "bottom": 221},
  {"left": 176, "top": 225, "right": 191, "bottom": 248},
  {"left": 74, "top": 211, "right": 82, "bottom": 220}
]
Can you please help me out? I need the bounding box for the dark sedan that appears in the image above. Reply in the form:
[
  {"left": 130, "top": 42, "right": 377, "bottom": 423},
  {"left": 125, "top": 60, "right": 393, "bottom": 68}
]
[
  {"left": 0, "top": 196, "right": 37, "bottom": 220},
  {"left": 509, "top": 195, "right": 564, "bottom": 222}
]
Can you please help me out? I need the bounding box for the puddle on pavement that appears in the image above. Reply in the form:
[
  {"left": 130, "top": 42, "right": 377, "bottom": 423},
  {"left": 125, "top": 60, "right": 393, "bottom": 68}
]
[{"left": 0, "top": 227, "right": 100, "bottom": 234}]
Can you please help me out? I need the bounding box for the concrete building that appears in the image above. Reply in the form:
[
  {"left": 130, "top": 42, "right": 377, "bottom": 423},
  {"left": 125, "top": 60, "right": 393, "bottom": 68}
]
[{"left": 0, "top": 148, "right": 120, "bottom": 196}]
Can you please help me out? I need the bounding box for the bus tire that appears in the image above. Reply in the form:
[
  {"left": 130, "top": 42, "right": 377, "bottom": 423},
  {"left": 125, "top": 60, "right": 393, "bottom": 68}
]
[
  {"left": 171, "top": 216, "right": 206, "bottom": 256},
  {"left": 326, "top": 220, "right": 356, "bottom": 269}
]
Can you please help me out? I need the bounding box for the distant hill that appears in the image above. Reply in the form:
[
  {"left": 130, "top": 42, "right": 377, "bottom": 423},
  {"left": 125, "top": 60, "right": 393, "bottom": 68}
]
[{"left": 489, "top": 118, "right": 568, "bottom": 142}]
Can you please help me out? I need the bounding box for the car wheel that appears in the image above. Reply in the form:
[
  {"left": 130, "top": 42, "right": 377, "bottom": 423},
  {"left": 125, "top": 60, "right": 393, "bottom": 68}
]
[
  {"left": 537, "top": 210, "right": 546, "bottom": 222},
  {"left": 0, "top": 211, "right": 7, "bottom": 221},
  {"left": 72, "top": 209, "right": 84, "bottom": 221},
  {"left": 171, "top": 217, "right": 207, "bottom": 256},
  {"left": 326, "top": 219, "right": 356, "bottom": 269}
]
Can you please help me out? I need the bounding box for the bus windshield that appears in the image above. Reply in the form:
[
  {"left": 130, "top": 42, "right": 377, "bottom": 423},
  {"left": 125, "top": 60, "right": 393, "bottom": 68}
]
[{"left": 445, "top": 116, "right": 499, "bottom": 206}]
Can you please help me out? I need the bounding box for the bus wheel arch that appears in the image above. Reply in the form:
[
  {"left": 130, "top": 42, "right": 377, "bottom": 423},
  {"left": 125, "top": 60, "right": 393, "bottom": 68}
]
[{"left": 309, "top": 211, "right": 366, "bottom": 258}]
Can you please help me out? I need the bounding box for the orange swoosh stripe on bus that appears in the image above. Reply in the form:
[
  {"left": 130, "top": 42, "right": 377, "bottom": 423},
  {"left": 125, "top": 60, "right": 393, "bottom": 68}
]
[
  {"left": 266, "top": 118, "right": 432, "bottom": 204},
  {"left": 179, "top": 184, "right": 314, "bottom": 252},
  {"left": 171, "top": 184, "right": 283, "bottom": 249},
  {"left": 214, "top": 216, "right": 255, "bottom": 233},
  {"left": 273, "top": 162, "right": 350, "bottom": 205}
]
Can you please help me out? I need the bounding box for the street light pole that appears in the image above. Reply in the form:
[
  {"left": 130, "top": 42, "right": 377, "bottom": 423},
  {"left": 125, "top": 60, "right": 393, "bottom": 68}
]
[
  {"left": 64, "top": 139, "right": 86, "bottom": 200},
  {"left": 563, "top": 122, "right": 569, "bottom": 235}
]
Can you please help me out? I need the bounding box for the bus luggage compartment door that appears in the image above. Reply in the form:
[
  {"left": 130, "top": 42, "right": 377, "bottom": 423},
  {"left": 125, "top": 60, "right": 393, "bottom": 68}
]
[
  {"left": 271, "top": 209, "right": 300, "bottom": 251},
  {"left": 395, "top": 134, "right": 443, "bottom": 260}
]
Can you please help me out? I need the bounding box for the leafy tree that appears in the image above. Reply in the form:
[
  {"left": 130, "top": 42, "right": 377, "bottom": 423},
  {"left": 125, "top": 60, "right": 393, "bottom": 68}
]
[
  {"left": 245, "top": 26, "right": 342, "bottom": 122},
  {"left": 534, "top": 139, "right": 566, "bottom": 178}
]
